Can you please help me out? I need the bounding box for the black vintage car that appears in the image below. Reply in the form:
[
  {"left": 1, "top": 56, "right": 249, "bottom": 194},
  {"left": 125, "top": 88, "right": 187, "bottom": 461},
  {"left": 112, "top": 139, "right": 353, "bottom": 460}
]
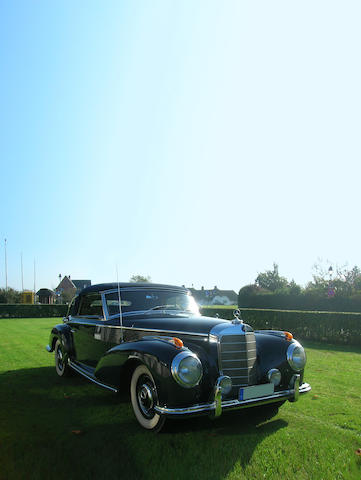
[{"left": 46, "top": 283, "right": 311, "bottom": 431}]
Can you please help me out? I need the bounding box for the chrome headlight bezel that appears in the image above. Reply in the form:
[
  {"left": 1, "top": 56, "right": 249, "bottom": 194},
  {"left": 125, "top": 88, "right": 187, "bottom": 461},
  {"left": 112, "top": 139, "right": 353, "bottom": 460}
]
[
  {"left": 287, "top": 341, "right": 306, "bottom": 372},
  {"left": 171, "top": 351, "right": 203, "bottom": 389}
]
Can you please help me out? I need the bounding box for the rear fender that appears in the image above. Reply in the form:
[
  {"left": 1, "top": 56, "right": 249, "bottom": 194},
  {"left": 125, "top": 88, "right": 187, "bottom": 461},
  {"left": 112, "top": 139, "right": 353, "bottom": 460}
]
[{"left": 48, "top": 324, "right": 74, "bottom": 357}]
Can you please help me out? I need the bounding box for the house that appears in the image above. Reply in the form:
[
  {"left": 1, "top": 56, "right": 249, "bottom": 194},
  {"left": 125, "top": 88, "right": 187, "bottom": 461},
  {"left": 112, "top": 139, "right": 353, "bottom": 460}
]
[
  {"left": 56, "top": 275, "right": 76, "bottom": 298},
  {"left": 188, "top": 286, "right": 238, "bottom": 306},
  {"left": 55, "top": 276, "right": 92, "bottom": 302},
  {"left": 36, "top": 288, "right": 57, "bottom": 304}
]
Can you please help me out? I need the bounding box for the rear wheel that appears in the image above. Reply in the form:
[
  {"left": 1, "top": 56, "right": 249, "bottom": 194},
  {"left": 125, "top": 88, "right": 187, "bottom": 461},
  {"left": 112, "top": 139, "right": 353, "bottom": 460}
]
[
  {"left": 130, "top": 365, "right": 166, "bottom": 432},
  {"left": 54, "top": 339, "right": 71, "bottom": 377}
]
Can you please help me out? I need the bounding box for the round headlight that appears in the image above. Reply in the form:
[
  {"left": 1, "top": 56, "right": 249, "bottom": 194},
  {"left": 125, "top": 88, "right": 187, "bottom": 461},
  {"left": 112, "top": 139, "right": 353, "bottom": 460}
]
[
  {"left": 171, "top": 352, "right": 203, "bottom": 388},
  {"left": 287, "top": 341, "right": 306, "bottom": 371},
  {"left": 267, "top": 368, "right": 282, "bottom": 386}
]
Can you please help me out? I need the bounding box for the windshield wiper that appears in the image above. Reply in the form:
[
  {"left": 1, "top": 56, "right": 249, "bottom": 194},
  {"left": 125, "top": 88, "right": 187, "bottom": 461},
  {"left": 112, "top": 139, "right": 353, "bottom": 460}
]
[{"left": 143, "top": 305, "right": 179, "bottom": 313}]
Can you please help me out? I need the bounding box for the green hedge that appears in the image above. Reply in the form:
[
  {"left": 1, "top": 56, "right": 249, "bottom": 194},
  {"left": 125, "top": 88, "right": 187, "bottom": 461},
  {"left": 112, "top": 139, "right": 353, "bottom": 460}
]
[
  {"left": 3, "top": 304, "right": 361, "bottom": 346},
  {"left": 238, "top": 291, "right": 361, "bottom": 313},
  {"left": 200, "top": 307, "right": 236, "bottom": 320},
  {"left": 201, "top": 306, "right": 361, "bottom": 346},
  {"left": 0, "top": 304, "right": 68, "bottom": 318}
]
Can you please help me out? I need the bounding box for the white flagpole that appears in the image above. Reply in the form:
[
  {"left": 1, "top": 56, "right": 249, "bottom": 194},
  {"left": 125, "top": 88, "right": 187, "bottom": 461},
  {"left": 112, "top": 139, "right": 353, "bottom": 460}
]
[
  {"left": 4, "top": 239, "right": 8, "bottom": 291},
  {"left": 21, "top": 252, "right": 24, "bottom": 291},
  {"left": 33, "top": 259, "right": 36, "bottom": 303}
]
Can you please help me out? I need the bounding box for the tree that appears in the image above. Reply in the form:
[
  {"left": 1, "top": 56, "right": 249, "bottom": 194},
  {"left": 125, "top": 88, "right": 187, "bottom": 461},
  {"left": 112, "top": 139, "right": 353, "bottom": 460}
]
[
  {"left": 288, "top": 279, "right": 302, "bottom": 295},
  {"left": 129, "top": 275, "right": 151, "bottom": 283},
  {"left": 306, "top": 259, "right": 361, "bottom": 297},
  {"left": 255, "top": 263, "right": 288, "bottom": 292},
  {"left": 0, "top": 288, "right": 21, "bottom": 304}
]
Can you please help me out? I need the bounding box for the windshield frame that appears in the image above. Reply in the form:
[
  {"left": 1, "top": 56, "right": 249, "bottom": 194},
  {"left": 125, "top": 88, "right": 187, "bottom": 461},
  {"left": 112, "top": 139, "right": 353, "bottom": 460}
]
[{"left": 101, "top": 287, "right": 200, "bottom": 320}]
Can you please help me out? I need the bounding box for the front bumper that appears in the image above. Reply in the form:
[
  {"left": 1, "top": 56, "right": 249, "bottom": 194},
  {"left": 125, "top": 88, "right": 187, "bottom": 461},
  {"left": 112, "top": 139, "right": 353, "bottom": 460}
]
[{"left": 154, "top": 375, "right": 311, "bottom": 417}]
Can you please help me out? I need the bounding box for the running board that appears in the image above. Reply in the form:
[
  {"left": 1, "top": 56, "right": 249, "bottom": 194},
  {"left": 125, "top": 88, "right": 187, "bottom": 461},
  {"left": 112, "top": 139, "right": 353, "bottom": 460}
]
[{"left": 69, "top": 361, "right": 119, "bottom": 393}]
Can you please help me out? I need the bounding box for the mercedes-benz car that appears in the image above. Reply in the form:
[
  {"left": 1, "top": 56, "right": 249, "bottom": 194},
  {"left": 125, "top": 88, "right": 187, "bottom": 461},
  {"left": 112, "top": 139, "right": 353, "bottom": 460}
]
[{"left": 46, "top": 283, "right": 311, "bottom": 431}]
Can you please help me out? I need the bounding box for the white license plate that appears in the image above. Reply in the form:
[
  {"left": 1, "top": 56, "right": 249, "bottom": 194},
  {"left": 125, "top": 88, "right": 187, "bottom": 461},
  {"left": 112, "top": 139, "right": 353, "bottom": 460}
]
[{"left": 239, "top": 383, "right": 274, "bottom": 401}]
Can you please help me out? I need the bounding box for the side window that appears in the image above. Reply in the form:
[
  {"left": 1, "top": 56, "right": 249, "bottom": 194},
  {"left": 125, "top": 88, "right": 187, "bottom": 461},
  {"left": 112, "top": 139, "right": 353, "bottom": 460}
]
[{"left": 78, "top": 293, "right": 103, "bottom": 317}]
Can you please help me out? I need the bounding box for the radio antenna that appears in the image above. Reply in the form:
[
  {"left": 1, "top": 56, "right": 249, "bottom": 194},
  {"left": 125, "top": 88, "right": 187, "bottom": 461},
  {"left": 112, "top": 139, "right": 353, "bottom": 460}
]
[{"left": 116, "top": 265, "right": 124, "bottom": 342}]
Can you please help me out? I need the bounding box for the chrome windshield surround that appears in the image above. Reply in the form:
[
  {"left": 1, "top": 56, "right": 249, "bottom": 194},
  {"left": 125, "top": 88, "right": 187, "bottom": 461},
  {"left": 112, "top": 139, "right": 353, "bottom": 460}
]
[{"left": 101, "top": 287, "right": 197, "bottom": 319}]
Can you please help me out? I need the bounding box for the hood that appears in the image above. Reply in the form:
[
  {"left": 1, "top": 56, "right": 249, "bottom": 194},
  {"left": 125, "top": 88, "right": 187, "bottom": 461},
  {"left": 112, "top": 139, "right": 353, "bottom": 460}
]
[{"left": 123, "top": 313, "right": 230, "bottom": 335}]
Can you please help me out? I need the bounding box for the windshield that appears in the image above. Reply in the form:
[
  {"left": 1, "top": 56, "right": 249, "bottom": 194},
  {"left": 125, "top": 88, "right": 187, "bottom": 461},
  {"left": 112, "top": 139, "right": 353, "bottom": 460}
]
[{"left": 104, "top": 289, "right": 200, "bottom": 317}]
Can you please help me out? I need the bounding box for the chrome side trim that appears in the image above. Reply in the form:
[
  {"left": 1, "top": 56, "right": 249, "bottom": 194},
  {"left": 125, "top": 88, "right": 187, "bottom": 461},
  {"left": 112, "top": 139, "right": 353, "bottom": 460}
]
[
  {"left": 69, "top": 361, "right": 118, "bottom": 393},
  {"left": 67, "top": 321, "right": 209, "bottom": 337},
  {"left": 154, "top": 382, "right": 311, "bottom": 416}
]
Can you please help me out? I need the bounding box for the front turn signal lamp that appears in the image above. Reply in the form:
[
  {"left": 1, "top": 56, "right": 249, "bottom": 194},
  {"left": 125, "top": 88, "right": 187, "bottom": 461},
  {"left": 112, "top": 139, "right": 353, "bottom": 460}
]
[
  {"left": 172, "top": 337, "right": 183, "bottom": 349},
  {"left": 284, "top": 331, "right": 293, "bottom": 341}
]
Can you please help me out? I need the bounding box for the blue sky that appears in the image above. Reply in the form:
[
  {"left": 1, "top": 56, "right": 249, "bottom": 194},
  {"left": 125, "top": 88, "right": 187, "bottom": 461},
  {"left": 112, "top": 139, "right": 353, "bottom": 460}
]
[{"left": 1, "top": 1, "right": 360, "bottom": 292}]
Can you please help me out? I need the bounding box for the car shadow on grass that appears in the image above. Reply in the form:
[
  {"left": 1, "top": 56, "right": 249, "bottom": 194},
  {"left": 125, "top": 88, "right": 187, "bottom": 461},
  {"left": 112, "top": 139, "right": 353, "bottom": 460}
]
[{"left": 0, "top": 366, "right": 288, "bottom": 480}]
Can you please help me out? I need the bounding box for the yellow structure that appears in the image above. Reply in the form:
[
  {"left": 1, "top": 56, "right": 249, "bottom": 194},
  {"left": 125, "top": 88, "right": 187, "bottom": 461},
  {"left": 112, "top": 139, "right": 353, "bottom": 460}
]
[{"left": 21, "top": 291, "right": 34, "bottom": 304}]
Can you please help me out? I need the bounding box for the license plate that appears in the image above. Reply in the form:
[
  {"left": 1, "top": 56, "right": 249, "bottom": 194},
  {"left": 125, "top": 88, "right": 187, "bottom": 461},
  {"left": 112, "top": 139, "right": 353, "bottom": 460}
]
[{"left": 239, "top": 383, "right": 274, "bottom": 401}]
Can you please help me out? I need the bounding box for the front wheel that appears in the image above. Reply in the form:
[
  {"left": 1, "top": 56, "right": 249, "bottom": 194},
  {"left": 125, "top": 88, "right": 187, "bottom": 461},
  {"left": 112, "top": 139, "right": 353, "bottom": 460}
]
[
  {"left": 130, "top": 365, "right": 166, "bottom": 432},
  {"left": 54, "top": 339, "right": 71, "bottom": 377}
]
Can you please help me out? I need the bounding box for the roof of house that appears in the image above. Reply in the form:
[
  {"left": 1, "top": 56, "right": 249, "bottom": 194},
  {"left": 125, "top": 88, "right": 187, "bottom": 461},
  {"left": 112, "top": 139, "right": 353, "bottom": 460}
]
[
  {"left": 56, "top": 276, "right": 76, "bottom": 291},
  {"left": 36, "top": 288, "right": 56, "bottom": 296},
  {"left": 72, "top": 280, "right": 91, "bottom": 290}
]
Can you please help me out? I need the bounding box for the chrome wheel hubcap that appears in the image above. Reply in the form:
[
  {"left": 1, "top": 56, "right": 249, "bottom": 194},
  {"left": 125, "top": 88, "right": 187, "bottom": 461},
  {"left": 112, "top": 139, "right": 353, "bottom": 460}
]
[
  {"left": 137, "top": 380, "right": 155, "bottom": 418},
  {"left": 56, "top": 347, "right": 64, "bottom": 371}
]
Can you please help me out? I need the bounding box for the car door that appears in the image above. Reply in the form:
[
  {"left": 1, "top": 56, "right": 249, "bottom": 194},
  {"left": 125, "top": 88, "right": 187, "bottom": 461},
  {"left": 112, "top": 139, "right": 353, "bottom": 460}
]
[{"left": 69, "top": 292, "right": 114, "bottom": 367}]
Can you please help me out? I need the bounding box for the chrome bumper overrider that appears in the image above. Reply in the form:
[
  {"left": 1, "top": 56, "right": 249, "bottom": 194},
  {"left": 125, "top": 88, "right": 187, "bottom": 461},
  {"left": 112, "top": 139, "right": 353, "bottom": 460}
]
[{"left": 154, "top": 376, "right": 311, "bottom": 417}]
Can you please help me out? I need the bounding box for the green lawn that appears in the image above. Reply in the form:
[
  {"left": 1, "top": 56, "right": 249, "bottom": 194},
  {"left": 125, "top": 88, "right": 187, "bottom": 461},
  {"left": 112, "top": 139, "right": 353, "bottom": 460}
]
[{"left": 0, "top": 318, "right": 360, "bottom": 480}]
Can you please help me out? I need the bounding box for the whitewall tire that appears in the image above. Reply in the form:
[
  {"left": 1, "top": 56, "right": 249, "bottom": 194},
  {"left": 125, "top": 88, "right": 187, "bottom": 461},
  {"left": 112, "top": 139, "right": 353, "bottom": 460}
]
[
  {"left": 130, "top": 365, "right": 165, "bottom": 432},
  {"left": 54, "top": 339, "right": 70, "bottom": 377}
]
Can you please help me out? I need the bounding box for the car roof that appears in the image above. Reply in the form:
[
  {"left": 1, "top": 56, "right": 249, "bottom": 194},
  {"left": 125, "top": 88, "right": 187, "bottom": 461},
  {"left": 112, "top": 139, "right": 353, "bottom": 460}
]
[{"left": 79, "top": 283, "right": 188, "bottom": 295}]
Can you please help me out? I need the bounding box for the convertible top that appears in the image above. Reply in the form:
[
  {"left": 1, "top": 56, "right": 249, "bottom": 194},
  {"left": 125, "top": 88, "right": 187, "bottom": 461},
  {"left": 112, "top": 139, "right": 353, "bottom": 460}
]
[{"left": 79, "top": 283, "right": 188, "bottom": 295}]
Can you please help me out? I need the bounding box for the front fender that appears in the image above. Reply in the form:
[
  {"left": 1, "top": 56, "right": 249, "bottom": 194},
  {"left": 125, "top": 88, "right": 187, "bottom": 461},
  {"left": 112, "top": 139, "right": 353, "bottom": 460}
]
[
  {"left": 95, "top": 338, "right": 204, "bottom": 408},
  {"left": 255, "top": 332, "right": 304, "bottom": 388}
]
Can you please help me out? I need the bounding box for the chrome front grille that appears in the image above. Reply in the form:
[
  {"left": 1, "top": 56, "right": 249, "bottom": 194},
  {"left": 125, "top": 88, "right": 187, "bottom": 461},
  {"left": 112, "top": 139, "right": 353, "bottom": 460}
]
[{"left": 219, "top": 332, "right": 257, "bottom": 388}]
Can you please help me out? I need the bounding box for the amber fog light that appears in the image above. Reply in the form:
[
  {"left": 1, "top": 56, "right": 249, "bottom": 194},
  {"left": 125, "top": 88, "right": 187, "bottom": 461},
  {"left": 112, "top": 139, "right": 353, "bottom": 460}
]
[{"left": 267, "top": 368, "right": 282, "bottom": 386}]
